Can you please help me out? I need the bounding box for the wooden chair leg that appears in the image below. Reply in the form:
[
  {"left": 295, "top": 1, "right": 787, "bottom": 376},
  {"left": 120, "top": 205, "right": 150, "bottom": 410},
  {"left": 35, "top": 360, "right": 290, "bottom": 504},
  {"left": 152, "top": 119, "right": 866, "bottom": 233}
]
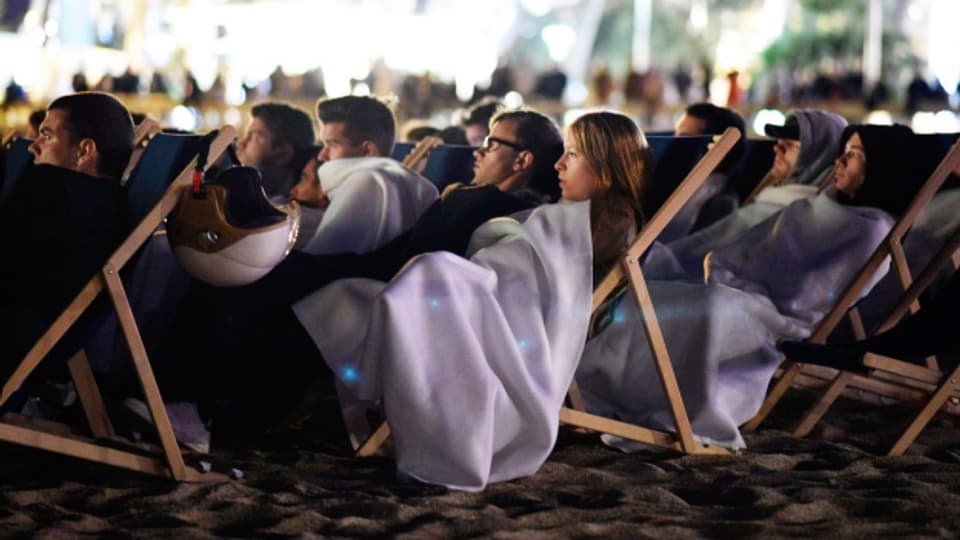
[
  {"left": 888, "top": 364, "right": 960, "bottom": 456},
  {"left": 102, "top": 266, "right": 186, "bottom": 481},
  {"left": 793, "top": 371, "right": 854, "bottom": 437},
  {"left": 67, "top": 350, "right": 114, "bottom": 439},
  {"left": 743, "top": 362, "right": 803, "bottom": 432},
  {"left": 356, "top": 421, "right": 391, "bottom": 457},
  {"left": 624, "top": 258, "right": 697, "bottom": 453}
]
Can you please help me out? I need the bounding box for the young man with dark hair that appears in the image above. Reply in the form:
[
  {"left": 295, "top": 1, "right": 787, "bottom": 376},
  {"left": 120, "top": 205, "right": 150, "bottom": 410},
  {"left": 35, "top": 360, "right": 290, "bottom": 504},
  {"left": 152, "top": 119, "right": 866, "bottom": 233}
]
[
  {"left": 316, "top": 95, "right": 396, "bottom": 160},
  {"left": 1, "top": 92, "right": 133, "bottom": 376},
  {"left": 460, "top": 96, "right": 505, "bottom": 147},
  {"left": 237, "top": 102, "right": 316, "bottom": 198},
  {"left": 660, "top": 102, "right": 748, "bottom": 240}
]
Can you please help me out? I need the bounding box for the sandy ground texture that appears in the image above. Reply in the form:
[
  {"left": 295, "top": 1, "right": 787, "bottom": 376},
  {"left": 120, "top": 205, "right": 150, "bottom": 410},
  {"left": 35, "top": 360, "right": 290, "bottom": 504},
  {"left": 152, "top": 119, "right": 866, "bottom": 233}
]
[{"left": 3, "top": 389, "right": 960, "bottom": 539}]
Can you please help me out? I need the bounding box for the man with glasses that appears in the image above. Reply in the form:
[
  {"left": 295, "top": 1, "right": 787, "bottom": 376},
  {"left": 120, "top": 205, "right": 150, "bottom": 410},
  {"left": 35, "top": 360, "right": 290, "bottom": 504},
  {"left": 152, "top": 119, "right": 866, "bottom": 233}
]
[
  {"left": 1, "top": 92, "right": 133, "bottom": 381},
  {"left": 155, "top": 108, "right": 565, "bottom": 440}
]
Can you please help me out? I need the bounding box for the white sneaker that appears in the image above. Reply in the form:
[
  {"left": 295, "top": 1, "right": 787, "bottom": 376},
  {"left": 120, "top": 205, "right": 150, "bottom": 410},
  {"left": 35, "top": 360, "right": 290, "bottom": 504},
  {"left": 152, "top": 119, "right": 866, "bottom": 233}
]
[{"left": 123, "top": 398, "right": 211, "bottom": 454}]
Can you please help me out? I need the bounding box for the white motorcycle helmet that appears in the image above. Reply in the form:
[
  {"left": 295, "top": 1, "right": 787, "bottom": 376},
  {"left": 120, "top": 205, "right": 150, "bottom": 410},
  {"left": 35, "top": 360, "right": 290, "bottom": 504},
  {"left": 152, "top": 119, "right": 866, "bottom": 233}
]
[{"left": 168, "top": 165, "right": 300, "bottom": 287}]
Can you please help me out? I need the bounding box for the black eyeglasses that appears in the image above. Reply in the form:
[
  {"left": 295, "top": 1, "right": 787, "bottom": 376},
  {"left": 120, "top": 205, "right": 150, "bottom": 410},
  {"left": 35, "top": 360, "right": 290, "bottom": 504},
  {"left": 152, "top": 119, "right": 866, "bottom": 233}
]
[{"left": 480, "top": 135, "right": 526, "bottom": 153}]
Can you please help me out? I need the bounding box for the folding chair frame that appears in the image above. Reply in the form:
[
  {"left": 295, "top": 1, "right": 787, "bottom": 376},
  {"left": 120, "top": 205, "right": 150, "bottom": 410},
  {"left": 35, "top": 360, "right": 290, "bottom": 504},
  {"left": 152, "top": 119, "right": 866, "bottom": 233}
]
[
  {"left": 743, "top": 135, "right": 960, "bottom": 438},
  {"left": 400, "top": 136, "right": 443, "bottom": 173},
  {"left": 355, "top": 128, "right": 743, "bottom": 457},
  {"left": 0, "top": 127, "right": 238, "bottom": 481}
]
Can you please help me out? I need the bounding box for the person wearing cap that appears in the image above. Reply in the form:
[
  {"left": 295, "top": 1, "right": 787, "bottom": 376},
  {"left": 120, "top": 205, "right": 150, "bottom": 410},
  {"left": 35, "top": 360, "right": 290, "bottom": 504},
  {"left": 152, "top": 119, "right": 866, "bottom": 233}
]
[
  {"left": 748, "top": 109, "right": 848, "bottom": 202},
  {"left": 579, "top": 124, "right": 941, "bottom": 451}
]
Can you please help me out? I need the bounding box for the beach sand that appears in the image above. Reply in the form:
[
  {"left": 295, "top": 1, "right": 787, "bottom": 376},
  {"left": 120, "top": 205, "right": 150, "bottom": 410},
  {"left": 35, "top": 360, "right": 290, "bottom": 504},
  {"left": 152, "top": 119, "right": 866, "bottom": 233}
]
[{"left": 3, "top": 389, "right": 960, "bottom": 538}]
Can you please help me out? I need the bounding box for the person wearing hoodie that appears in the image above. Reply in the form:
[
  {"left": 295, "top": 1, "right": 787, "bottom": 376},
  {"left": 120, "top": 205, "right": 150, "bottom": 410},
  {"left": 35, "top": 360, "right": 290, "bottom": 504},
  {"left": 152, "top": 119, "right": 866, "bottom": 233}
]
[
  {"left": 746, "top": 109, "right": 848, "bottom": 204},
  {"left": 577, "top": 124, "right": 943, "bottom": 452},
  {"left": 646, "top": 110, "right": 848, "bottom": 279}
]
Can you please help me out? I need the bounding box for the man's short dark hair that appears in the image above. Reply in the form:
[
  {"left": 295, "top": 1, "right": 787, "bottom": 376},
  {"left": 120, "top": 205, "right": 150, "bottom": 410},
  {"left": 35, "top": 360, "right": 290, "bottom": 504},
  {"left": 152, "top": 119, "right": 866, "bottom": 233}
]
[
  {"left": 28, "top": 109, "right": 45, "bottom": 132},
  {"left": 316, "top": 96, "right": 396, "bottom": 157},
  {"left": 491, "top": 108, "right": 563, "bottom": 201},
  {"left": 461, "top": 97, "right": 504, "bottom": 127},
  {"left": 251, "top": 102, "right": 316, "bottom": 154},
  {"left": 683, "top": 102, "right": 746, "bottom": 174},
  {"left": 48, "top": 92, "right": 134, "bottom": 180}
]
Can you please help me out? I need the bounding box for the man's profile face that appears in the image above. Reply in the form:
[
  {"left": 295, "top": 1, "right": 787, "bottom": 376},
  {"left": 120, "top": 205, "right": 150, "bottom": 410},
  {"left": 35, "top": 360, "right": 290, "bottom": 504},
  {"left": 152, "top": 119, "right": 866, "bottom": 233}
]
[
  {"left": 318, "top": 121, "right": 367, "bottom": 161},
  {"left": 29, "top": 109, "right": 81, "bottom": 171},
  {"left": 472, "top": 119, "right": 523, "bottom": 189},
  {"left": 237, "top": 117, "right": 285, "bottom": 168},
  {"left": 771, "top": 138, "right": 801, "bottom": 180},
  {"left": 674, "top": 113, "right": 706, "bottom": 136}
]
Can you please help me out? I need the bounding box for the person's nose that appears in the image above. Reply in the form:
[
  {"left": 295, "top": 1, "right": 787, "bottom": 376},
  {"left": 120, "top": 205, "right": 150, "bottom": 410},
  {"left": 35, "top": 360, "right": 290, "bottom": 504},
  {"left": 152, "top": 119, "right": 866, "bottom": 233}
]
[
  {"left": 28, "top": 140, "right": 40, "bottom": 158},
  {"left": 318, "top": 146, "right": 331, "bottom": 161}
]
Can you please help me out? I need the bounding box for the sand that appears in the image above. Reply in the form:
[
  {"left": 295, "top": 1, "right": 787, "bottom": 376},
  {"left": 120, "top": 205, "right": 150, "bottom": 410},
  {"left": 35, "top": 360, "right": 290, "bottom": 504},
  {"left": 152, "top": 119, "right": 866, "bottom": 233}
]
[{"left": 3, "top": 389, "right": 960, "bottom": 539}]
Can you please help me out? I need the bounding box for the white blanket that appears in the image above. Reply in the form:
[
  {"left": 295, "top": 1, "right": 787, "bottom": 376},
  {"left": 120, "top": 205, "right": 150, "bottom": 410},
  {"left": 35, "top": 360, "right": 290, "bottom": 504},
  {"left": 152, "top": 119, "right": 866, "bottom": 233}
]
[
  {"left": 578, "top": 195, "right": 895, "bottom": 449},
  {"left": 294, "top": 157, "right": 438, "bottom": 254},
  {"left": 294, "top": 201, "right": 593, "bottom": 490}
]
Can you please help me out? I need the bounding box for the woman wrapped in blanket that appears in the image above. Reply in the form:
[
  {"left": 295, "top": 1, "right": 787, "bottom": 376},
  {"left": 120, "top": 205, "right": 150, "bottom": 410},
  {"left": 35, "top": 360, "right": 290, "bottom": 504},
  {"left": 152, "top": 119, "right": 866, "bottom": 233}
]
[
  {"left": 291, "top": 111, "right": 650, "bottom": 490},
  {"left": 576, "top": 124, "right": 943, "bottom": 451}
]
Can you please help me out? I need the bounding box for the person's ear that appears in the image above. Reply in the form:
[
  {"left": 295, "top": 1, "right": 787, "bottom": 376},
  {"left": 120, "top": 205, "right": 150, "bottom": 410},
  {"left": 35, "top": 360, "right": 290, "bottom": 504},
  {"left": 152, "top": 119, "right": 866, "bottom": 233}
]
[
  {"left": 514, "top": 149, "right": 533, "bottom": 172},
  {"left": 76, "top": 138, "right": 98, "bottom": 169},
  {"left": 361, "top": 140, "right": 379, "bottom": 157}
]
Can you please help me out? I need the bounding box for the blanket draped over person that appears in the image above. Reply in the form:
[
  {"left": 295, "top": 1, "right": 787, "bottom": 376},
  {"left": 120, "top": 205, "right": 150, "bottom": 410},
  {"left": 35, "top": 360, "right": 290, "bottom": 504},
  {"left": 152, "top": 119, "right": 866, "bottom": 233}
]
[
  {"left": 576, "top": 194, "right": 895, "bottom": 449},
  {"left": 643, "top": 184, "right": 816, "bottom": 281},
  {"left": 295, "top": 157, "right": 438, "bottom": 254},
  {"left": 294, "top": 201, "right": 593, "bottom": 490}
]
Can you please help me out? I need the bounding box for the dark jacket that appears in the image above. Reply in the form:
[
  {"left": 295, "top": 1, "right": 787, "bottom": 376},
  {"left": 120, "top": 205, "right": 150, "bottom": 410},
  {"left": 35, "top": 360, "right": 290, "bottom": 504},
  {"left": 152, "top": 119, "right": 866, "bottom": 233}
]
[{"left": 0, "top": 165, "right": 127, "bottom": 370}]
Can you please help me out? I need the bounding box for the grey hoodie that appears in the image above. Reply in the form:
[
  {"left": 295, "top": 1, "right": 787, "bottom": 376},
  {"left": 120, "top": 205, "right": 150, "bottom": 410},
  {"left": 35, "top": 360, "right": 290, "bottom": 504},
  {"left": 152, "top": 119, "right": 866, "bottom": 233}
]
[{"left": 785, "top": 109, "right": 848, "bottom": 186}]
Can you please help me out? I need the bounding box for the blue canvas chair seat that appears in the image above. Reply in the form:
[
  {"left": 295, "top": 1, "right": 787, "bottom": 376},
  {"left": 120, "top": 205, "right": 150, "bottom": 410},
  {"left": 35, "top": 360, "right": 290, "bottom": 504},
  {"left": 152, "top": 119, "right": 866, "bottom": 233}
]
[
  {"left": 0, "top": 127, "right": 238, "bottom": 481},
  {"left": 420, "top": 144, "right": 476, "bottom": 191}
]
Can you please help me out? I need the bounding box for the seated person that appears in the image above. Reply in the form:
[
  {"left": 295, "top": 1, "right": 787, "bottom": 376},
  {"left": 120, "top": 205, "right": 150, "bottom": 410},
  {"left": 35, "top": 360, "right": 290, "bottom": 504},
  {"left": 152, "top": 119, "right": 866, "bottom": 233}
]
[
  {"left": 315, "top": 95, "right": 396, "bottom": 161},
  {"left": 295, "top": 111, "right": 649, "bottom": 489},
  {"left": 577, "top": 124, "right": 941, "bottom": 451},
  {"left": 236, "top": 102, "right": 316, "bottom": 199},
  {"left": 460, "top": 97, "right": 505, "bottom": 147},
  {"left": 659, "top": 102, "right": 746, "bottom": 242},
  {"left": 154, "top": 108, "right": 565, "bottom": 439},
  {"left": 288, "top": 149, "right": 438, "bottom": 255},
  {"left": 647, "top": 110, "right": 849, "bottom": 278},
  {"left": 747, "top": 109, "right": 848, "bottom": 202},
  {"left": 0, "top": 92, "right": 133, "bottom": 380}
]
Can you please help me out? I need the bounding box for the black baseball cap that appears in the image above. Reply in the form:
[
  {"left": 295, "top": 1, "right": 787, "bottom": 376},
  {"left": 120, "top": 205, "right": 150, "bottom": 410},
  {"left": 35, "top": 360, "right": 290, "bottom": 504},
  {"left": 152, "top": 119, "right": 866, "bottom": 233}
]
[{"left": 764, "top": 116, "right": 800, "bottom": 140}]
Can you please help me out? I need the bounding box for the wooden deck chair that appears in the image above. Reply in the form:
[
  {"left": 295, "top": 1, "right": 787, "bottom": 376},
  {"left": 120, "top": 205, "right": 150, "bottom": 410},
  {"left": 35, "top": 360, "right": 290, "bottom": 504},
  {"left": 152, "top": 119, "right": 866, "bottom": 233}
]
[
  {"left": 743, "top": 133, "right": 960, "bottom": 435},
  {"left": 398, "top": 136, "right": 442, "bottom": 174},
  {"left": 121, "top": 117, "right": 162, "bottom": 185},
  {"left": 355, "top": 128, "right": 743, "bottom": 457},
  {"left": 785, "top": 228, "right": 960, "bottom": 456},
  {"left": 0, "top": 127, "right": 237, "bottom": 481}
]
